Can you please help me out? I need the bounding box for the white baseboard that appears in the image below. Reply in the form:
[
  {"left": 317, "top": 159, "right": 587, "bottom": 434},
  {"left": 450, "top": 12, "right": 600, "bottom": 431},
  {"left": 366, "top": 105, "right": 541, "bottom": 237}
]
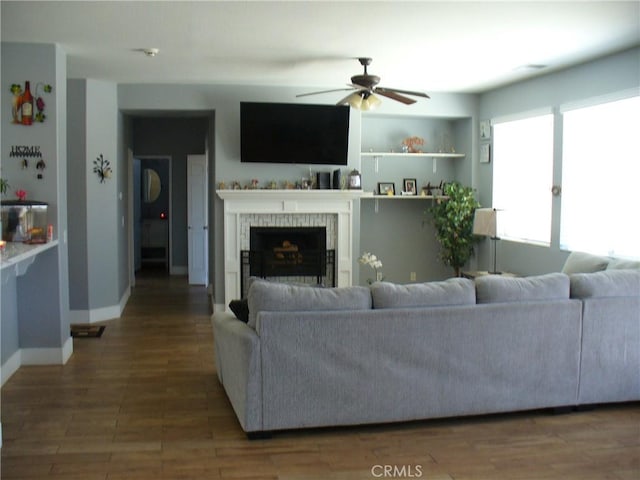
[
  {"left": 1, "top": 349, "right": 22, "bottom": 386},
  {"left": 22, "top": 342, "right": 72, "bottom": 365},
  {"left": 1, "top": 336, "right": 74, "bottom": 388},
  {"left": 62, "top": 336, "right": 74, "bottom": 364},
  {"left": 69, "top": 287, "right": 131, "bottom": 324}
]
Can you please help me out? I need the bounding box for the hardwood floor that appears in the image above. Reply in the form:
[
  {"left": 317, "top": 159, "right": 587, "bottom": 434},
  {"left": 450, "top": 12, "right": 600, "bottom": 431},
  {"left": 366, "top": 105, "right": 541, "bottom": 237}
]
[{"left": 2, "top": 269, "right": 638, "bottom": 479}]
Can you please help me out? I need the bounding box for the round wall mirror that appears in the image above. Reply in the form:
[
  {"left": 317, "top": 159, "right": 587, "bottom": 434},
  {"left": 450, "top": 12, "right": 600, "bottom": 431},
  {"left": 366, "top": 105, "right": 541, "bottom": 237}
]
[{"left": 143, "top": 168, "right": 161, "bottom": 203}]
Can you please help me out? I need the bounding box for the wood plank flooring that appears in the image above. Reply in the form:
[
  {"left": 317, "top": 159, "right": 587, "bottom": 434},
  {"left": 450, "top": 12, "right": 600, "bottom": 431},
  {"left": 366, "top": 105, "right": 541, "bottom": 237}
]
[{"left": 2, "top": 269, "right": 639, "bottom": 479}]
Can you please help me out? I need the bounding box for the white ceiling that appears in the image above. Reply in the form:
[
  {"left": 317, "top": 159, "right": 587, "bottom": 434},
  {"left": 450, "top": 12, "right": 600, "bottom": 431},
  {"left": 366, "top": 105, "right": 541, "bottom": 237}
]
[{"left": 2, "top": 1, "right": 639, "bottom": 95}]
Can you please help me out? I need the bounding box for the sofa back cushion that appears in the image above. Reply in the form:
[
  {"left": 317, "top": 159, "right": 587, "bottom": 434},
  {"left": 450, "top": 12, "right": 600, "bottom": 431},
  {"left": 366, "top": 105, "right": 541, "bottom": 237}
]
[
  {"left": 370, "top": 278, "right": 475, "bottom": 309},
  {"left": 561, "top": 251, "right": 609, "bottom": 274},
  {"left": 606, "top": 258, "right": 640, "bottom": 270},
  {"left": 247, "top": 280, "right": 372, "bottom": 328},
  {"left": 570, "top": 269, "right": 640, "bottom": 298},
  {"left": 476, "top": 273, "right": 570, "bottom": 304}
]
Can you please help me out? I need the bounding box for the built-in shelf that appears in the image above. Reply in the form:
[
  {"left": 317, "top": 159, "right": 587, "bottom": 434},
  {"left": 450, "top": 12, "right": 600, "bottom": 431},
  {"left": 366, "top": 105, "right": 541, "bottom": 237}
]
[
  {"left": 361, "top": 152, "right": 465, "bottom": 159},
  {"left": 361, "top": 192, "right": 448, "bottom": 201}
]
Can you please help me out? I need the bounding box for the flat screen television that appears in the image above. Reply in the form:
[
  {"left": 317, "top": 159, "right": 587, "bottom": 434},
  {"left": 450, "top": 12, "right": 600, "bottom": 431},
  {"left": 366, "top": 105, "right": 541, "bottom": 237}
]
[{"left": 240, "top": 102, "right": 350, "bottom": 165}]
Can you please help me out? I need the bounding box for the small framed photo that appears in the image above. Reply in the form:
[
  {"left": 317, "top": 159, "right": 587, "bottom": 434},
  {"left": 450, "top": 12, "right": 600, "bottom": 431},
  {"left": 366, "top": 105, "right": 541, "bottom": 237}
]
[
  {"left": 377, "top": 182, "right": 395, "bottom": 196},
  {"left": 403, "top": 178, "right": 417, "bottom": 195}
]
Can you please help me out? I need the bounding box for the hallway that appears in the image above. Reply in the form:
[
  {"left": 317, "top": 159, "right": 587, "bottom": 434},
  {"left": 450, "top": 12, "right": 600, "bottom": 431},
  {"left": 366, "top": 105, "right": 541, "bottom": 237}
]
[{"left": 1, "top": 271, "right": 639, "bottom": 479}]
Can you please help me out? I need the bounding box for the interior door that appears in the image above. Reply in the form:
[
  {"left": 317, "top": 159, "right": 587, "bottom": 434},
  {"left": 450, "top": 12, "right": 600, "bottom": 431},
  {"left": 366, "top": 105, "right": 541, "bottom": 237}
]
[{"left": 187, "top": 154, "right": 208, "bottom": 285}]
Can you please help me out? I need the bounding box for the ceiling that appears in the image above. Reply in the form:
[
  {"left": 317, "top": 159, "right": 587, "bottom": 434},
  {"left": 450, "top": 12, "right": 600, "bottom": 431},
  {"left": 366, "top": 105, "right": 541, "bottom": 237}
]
[{"left": 1, "top": 1, "right": 639, "bottom": 95}]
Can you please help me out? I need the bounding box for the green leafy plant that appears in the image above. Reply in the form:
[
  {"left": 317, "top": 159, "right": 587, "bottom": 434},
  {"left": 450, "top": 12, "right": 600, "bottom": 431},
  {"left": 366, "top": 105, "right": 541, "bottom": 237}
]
[
  {"left": 428, "top": 181, "right": 481, "bottom": 277},
  {"left": 0, "top": 177, "right": 9, "bottom": 195}
]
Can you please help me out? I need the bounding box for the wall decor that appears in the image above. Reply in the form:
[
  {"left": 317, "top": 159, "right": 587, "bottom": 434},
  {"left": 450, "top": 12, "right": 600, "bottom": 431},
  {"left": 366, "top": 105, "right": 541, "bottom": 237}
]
[
  {"left": 480, "top": 144, "right": 491, "bottom": 164},
  {"left": 36, "top": 159, "right": 46, "bottom": 179},
  {"left": 377, "top": 182, "right": 395, "bottom": 196},
  {"left": 9, "top": 145, "right": 42, "bottom": 157},
  {"left": 479, "top": 120, "right": 491, "bottom": 140},
  {"left": 93, "top": 154, "right": 112, "bottom": 183},
  {"left": 10, "top": 82, "right": 52, "bottom": 125},
  {"left": 402, "top": 136, "right": 425, "bottom": 153}
]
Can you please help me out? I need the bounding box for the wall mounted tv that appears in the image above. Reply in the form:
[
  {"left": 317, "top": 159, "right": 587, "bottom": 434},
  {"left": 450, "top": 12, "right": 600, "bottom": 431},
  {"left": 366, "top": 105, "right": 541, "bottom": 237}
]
[{"left": 240, "top": 102, "right": 350, "bottom": 165}]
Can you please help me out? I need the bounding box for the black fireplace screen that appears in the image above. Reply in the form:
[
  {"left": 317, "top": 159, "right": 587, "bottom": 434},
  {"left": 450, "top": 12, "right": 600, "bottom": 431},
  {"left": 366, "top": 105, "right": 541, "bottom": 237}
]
[
  {"left": 240, "top": 249, "right": 335, "bottom": 297},
  {"left": 240, "top": 226, "right": 336, "bottom": 296}
]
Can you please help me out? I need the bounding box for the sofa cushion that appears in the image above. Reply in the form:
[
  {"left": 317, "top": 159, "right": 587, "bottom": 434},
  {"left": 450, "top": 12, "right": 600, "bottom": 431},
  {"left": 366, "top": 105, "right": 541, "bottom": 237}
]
[
  {"left": 247, "top": 280, "right": 372, "bottom": 328},
  {"left": 570, "top": 269, "right": 640, "bottom": 298},
  {"left": 561, "top": 251, "right": 609, "bottom": 274},
  {"left": 370, "top": 279, "right": 475, "bottom": 309},
  {"left": 606, "top": 258, "right": 640, "bottom": 270},
  {"left": 476, "top": 273, "right": 570, "bottom": 304},
  {"left": 228, "top": 299, "right": 249, "bottom": 323}
]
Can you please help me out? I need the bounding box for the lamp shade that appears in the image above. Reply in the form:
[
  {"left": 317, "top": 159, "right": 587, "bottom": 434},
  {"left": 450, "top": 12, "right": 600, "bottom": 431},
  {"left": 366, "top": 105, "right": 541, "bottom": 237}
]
[
  {"left": 360, "top": 93, "right": 381, "bottom": 111},
  {"left": 473, "top": 208, "right": 497, "bottom": 237},
  {"left": 345, "top": 91, "right": 381, "bottom": 111},
  {"left": 346, "top": 92, "right": 363, "bottom": 109}
]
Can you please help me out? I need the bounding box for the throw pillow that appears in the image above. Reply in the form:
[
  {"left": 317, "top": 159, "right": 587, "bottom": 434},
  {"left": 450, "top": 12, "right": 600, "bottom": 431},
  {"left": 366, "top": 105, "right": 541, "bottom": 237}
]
[
  {"left": 570, "top": 269, "right": 640, "bottom": 298},
  {"left": 561, "top": 251, "right": 609, "bottom": 274},
  {"left": 476, "top": 273, "right": 570, "bottom": 304},
  {"left": 228, "top": 299, "right": 249, "bottom": 323},
  {"left": 247, "top": 280, "right": 371, "bottom": 329},
  {"left": 370, "top": 278, "right": 475, "bottom": 309}
]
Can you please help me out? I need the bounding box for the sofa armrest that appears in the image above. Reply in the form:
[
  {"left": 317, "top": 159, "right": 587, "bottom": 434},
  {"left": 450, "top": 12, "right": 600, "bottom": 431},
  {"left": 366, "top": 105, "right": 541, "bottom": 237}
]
[{"left": 212, "top": 312, "right": 262, "bottom": 432}]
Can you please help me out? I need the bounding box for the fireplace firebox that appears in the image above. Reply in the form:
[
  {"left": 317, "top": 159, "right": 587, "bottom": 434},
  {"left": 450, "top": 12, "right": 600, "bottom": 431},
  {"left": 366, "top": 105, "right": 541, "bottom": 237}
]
[{"left": 241, "top": 226, "right": 335, "bottom": 296}]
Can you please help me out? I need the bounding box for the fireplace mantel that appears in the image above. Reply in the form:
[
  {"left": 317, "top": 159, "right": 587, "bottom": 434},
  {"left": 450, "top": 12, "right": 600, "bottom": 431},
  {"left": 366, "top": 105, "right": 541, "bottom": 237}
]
[
  {"left": 216, "top": 189, "right": 368, "bottom": 203},
  {"left": 217, "top": 189, "right": 364, "bottom": 308}
]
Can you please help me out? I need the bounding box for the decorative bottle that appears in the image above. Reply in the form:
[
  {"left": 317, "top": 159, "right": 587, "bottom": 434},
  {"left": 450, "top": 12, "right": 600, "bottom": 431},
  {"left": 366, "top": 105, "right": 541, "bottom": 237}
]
[{"left": 21, "top": 81, "right": 33, "bottom": 125}]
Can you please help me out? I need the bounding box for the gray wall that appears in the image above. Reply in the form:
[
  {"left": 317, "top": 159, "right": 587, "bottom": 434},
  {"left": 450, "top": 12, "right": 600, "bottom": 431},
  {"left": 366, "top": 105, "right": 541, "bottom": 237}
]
[
  {"left": 478, "top": 47, "right": 640, "bottom": 275},
  {"left": 67, "top": 78, "right": 120, "bottom": 313},
  {"left": 1, "top": 42, "right": 69, "bottom": 361},
  {"left": 118, "top": 85, "right": 479, "bottom": 295},
  {"left": 67, "top": 79, "right": 89, "bottom": 309}
]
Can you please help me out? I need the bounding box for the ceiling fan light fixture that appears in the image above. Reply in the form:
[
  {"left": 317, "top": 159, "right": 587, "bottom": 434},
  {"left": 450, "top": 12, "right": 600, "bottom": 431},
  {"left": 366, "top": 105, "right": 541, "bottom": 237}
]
[
  {"left": 346, "top": 92, "right": 363, "bottom": 109},
  {"left": 360, "top": 92, "right": 381, "bottom": 111}
]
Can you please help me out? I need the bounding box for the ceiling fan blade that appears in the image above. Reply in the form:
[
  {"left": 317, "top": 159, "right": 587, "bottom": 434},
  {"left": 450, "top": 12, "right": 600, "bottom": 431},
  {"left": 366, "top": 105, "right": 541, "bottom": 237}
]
[
  {"left": 296, "top": 87, "right": 355, "bottom": 98},
  {"left": 376, "top": 87, "right": 430, "bottom": 99},
  {"left": 375, "top": 88, "right": 417, "bottom": 105}
]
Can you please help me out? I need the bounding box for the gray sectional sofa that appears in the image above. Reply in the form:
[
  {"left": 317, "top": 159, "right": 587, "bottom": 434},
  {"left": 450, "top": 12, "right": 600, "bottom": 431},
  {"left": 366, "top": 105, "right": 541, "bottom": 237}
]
[{"left": 212, "top": 258, "right": 639, "bottom": 436}]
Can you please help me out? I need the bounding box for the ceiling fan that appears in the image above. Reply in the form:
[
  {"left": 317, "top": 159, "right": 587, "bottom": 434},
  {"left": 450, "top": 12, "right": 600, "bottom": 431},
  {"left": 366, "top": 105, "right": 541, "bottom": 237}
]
[{"left": 296, "top": 57, "right": 430, "bottom": 110}]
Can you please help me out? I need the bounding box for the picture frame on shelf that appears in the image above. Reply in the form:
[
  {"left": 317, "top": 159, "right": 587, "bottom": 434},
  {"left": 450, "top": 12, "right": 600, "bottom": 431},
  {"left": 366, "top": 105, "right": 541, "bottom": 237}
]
[
  {"left": 377, "top": 182, "right": 395, "bottom": 196},
  {"left": 403, "top": 178, "right": 417, "bottom": 195}
]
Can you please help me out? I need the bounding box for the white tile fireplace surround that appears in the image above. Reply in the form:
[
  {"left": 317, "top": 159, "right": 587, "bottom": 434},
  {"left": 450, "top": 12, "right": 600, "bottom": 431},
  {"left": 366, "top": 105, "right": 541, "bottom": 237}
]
[{"left": 217, "top": 190, "right": 366, "bottom": 308}]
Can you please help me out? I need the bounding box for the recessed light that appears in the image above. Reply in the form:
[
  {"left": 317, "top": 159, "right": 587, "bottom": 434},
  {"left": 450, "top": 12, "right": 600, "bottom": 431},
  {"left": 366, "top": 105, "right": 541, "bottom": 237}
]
[
  {"left": 513, "top": 64, "right": 547, "bottom": 72},
  {"left": 141, "top": 48, "right": 159, "bottom": 57}
]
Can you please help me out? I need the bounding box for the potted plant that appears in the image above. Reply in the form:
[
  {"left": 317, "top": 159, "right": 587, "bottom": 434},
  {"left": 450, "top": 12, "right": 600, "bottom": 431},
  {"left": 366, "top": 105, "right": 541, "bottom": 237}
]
[{"left": 428, "top": 181, "right": 481, "bottom": 277}]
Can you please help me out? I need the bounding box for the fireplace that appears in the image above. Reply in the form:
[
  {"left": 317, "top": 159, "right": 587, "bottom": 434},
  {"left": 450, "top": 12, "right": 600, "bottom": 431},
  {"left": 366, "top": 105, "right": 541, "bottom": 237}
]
[
  {"left": 241, "top": 226, "right": 335, "bottom": 295},
  {"left": 217, "top": 189, "right": 364, "bottom": 308}
]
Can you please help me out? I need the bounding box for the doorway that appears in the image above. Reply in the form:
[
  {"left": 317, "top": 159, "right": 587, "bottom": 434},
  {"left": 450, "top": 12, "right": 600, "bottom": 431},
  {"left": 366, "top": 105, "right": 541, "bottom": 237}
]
[{"left": 134, "top": 156, "right": 171, "bottom": 273}]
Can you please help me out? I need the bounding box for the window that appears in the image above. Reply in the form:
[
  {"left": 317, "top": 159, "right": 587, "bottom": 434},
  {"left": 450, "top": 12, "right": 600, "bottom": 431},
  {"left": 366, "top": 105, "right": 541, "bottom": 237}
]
[
  {"left": 560, "top": 95, "right": 640, "bottom": 259},
  {"left": 492, "top": 113, "right": 554, "bottom": 245}
]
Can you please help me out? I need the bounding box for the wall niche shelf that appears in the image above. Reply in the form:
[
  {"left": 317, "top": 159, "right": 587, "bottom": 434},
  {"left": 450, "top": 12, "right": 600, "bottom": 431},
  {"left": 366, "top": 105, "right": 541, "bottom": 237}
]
[
  {"left": 362, "top": 192, "right": 448, "bottom": 201},
  {"left": 361, "top": 152, "right": 465, "bottom": 174},
  {"left": 361, "top": 152, "right": 465, "bottom": 159},
  {"left": 361, "top": 192, "right": 448, "bottom": 213}
]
